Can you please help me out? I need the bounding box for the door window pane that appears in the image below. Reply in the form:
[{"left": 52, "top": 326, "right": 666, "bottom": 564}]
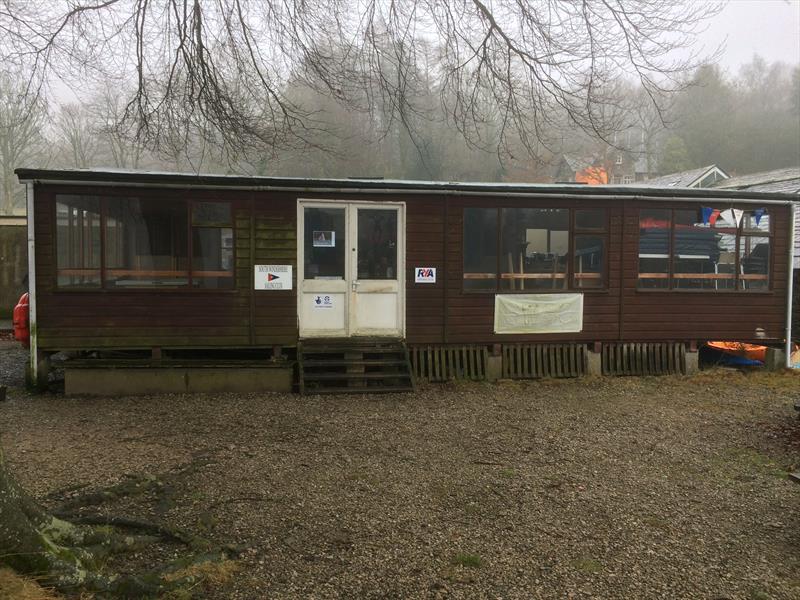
[
  {"left": 638, "top": 209, "right": 670, "bottom": 289},
  {"left": 304, "top": 207, "right": 345, "bottom": 279},
  {"left": 463, "top": 208, "right": 498, "bottom": 291},
  {"left": 357, "top": 209, "right": 397, "bottom": 279},
  {"left": 574, "top": 236, "right": 605, "bottom": 288},
  {"left": 501, "top": 208, "right": 568, "bottom": 291},
  {"left": 56, "top": 195, "right": 101, "bottom": 287},
  {"left": 105, "top": 198, "right": 189, "bottom": 287}
]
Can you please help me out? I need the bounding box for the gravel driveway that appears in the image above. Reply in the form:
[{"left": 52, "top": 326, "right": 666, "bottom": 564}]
[{"left": 1, "top": 348, "right": 799, "bottom": 599}]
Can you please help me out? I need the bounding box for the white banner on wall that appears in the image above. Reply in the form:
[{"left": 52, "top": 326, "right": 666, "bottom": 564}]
[{"left": 494, "top": 293, "right": 583, "bottom": 334}]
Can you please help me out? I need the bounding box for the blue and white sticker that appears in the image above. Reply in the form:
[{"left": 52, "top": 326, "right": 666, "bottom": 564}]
[{"left": 312, "top": 295, "right": 334, "bottom": 309}]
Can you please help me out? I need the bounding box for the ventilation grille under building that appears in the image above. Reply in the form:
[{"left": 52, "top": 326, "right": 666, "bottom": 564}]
[
  {"left": 602, "top": 342, "right": 685, "bottom": 376},
  {"left": 502, "top": 343, "right": 586, "bottom": 379},
  {"left": 410, "top": 345, "right": 488, "bottom": 382}
]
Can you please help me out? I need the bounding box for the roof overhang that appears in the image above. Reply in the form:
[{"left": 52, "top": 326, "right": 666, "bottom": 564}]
[{"left": 14, "top": 167, "right": 797, "bottom": 205}]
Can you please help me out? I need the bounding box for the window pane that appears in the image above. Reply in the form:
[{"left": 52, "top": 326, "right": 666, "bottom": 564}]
[
  {"left": 740, "top": 236, "right": 769, "bottom": 290},
  {"left": 192, "top": 227, "right": 234, "bottom": 288},
  {"left": 742, "top": 210, "right": 770, "bottom": 234},
  {"left": 56, "top": 195, "right": 101, "bottom": 287},
  {"left": 304, "top": 207, "right": 345, "bottom": 279},
  {"left": 357, "top": 209, "right": 397, "bottom": 279},
  {"left": 192, "top": 202, "right": 232, "bottom": 226},
  {"left": 500, "top": 208, "right": 568, "bottom": 291},
  {"left": 105, "top": 198, "right": 189, "bottom": 287},
  {"left": 574, "top": 236, "right": 605, "bottom": 288},
  {"left": 638, "top": 209, "right": 670, "bottom": 289},
  {"left": 672, "top": 209, "right": 735, "bottom": 290},
  {"left": 575, "top": 209, "right": 606, "bottom": 230},
  {"left": 463, "top": 208, "right": 498, "bottom": 291}
]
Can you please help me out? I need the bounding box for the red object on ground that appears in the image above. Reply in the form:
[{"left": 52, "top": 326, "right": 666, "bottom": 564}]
[
  {"left": 706, "top": 341, "right": 767, "bottom": 363},
  {"left": 13, "top": 292, "right": 30, "bottom": 347}
]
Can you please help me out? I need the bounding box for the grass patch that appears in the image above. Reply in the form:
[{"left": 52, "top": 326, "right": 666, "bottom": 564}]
[
  {"left": 0, "top": 568, "right": 63, "bottom": 600},
  {"left": 499, "top": 468, "right": 516, "bottom": 479},
  {"left": 570, "top": 557, "right": 602, "bottom": 573},
  {"left": 452, "top": 553, "right": 482, "bottom": 568}
]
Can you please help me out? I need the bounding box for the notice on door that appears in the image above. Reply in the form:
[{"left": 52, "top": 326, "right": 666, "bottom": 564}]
[
  {"left": 254, "top": 265, "right": 293, "bottom": 290},
  {"left": 312, "top": 295, "right": 334, "bottom": 309}
]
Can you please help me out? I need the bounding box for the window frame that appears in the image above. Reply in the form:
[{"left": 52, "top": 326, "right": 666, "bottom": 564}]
[
  {"left": 462, "top": 206, "right": 610, "bottom": 294},
  {"left": 53, "top": 194, "right": 237, "bottom": 292},
  {"left": 636, "top": 207, "right": 772, "bottom": 293}
]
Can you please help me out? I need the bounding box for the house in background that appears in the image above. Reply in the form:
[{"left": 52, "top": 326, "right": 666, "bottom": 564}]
[
  {"left": 635, "top": 164, "right": 730, "bottom": 189},
  {"left": 552, "top": 155, "right": 608, "bottom": 185},
  {"left": 0, "top": 214, "right": 27, "bottom": 317}
]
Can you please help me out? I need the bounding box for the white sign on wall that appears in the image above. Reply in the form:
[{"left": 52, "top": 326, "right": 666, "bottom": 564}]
[
  {"left": 415, "top": 267, "right": 437, "bottom": 284},
  {"left": 254, "top": 265, "right": 293, "bottom": 290}
]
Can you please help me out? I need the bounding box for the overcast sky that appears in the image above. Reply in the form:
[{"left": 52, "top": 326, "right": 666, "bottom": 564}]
[{"left": 703, "top": 0, "right": 800, "bottom": 73}]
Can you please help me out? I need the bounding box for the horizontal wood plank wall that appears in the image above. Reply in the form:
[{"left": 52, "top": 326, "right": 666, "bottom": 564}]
[
  {"left": 35, "top": 185, "right": 253, "bottom": 350},
  {"left": 620, "top": 201, "right": 790, "bottom": 343},
  {"left": 444, "top": 197, "right": 624, "bottom": 344},
  {"left": 251, "top": 191, "right": 298, "bottom": 345},
  {"left": 405, "top": 196, "right": 446, "bottom": 344}
]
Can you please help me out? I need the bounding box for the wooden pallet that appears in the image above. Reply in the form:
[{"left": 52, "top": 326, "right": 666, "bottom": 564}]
[
  {"left": 409, "top": 345, "right": 488, "bottom": 382},
  {"left": 298, "top": 339, "right": 414, "bottom": 395},
  {"left": 602, "top": 342, "right": 685, "bottom": 376},
  {"left": 502, "top": 343, "right": 586, "bottom": 379}
]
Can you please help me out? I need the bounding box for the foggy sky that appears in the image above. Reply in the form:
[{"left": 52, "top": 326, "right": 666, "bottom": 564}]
[{"left": 703, "top": 0, "right": 800, "bottom": 72}]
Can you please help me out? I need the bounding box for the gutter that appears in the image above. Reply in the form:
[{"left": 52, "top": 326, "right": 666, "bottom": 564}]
[
  {"left": 786, "top": 202, "right": 796, "bottom": 368},
  {"left": 14, "top": 177, "right": 798, "bottom": 206}
]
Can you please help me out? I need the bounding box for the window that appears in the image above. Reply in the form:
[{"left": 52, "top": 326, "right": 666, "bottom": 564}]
[
  {"left": 637, "top": 207, "right": 770, "bottom": 291},
  {"left": 463, "top": 207, "right": 608, "bottom": 292},
  {"left": 574, "top": 209, "right": 607, "bottom": 289},
  {"left": 303, "top": 207, "right": 346, "bottom": 280},
  {"left": 56, "top": 196, "right": 101, "bottom": 288},
  {"left": 463, "top": 208, "right": 498, "bottom": 291},
  {"left": 55, "top": 195, "right": 235, "bottom": 289},
  {"left": 501, "top": 208, "right": 568, "bottom": 290},
  {"left": 106, "top": 198, "right": 189, "bottom": 287},
  {"left": 622, "top": 175, "right": 634, "bottom": 185},
  {"left": 191, "top": 202, "right": 234, "bottom": 288}
]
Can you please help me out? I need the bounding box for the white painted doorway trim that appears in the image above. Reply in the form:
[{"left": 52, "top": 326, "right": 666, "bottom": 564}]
[{"left": 297, "top": 198, "right": 406, "bottom": 339}]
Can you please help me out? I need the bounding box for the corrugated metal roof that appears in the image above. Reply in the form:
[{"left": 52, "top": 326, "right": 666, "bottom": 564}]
[
  {"left": 712, "top": 167, "right": 800, "bottom": 192},
  {"left": 13, "top": 167, "right": 796, "bottom": 203},
  {"left": 633, "top": 165, "right": 725, "bottom": 188}
]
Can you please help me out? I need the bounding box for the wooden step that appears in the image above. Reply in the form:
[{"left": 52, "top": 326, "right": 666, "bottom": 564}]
[
  {"left": 298, "top": 340, "right": 414, "bottom": 395},
  {"left": 305, "top": 385, "right": 415, "bottom": 395},
  {"left": 302, "top": 358, "right": 407, "bottom": 367},
  {"left": 304, "top": 371, "right": 412, "bottom": 381}
]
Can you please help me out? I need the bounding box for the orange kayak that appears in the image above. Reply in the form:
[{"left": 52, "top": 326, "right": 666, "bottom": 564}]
[{"left": 706, "top": 341, "right": 767, "bottom": 363}]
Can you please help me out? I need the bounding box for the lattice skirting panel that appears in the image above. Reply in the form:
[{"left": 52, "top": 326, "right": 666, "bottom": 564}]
[
  {"left": 409, "top": 345, "right": 489, "bottom": 382},
  {"left": 501, "top": 343, "right": 586, "bottom": 379},
  {"left": 602, "top": 342, "right": 685, "bottom": 376}
]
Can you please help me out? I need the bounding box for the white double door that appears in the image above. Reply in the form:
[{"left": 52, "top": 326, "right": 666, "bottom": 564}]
[{"left": 298, "top": 200, "right": 405, "bottom": 338}]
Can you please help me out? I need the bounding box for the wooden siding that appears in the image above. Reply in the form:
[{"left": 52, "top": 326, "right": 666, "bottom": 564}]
[{"left": 32, "top": 184, "right": 793, "bottom": 351}]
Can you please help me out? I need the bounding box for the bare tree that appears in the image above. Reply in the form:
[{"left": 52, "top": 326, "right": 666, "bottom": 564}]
[
  {"left": 0, "top": 0, "right": 721, "bottom": 166},
  {"left": 54, "top": 102, "right": 99, "bottom": 168},
  {"left": 0, "top": 71, "right": 49, "bottom": 214}
]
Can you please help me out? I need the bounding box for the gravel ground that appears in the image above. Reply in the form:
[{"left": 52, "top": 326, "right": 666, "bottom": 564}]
[{"left": 1, "top": 345, "right": 800, "bottom": 599}]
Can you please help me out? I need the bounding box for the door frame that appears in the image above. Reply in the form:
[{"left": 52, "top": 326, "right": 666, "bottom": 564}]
[{"left": 296, "top": 198, "right": 406, "bottom": 339}]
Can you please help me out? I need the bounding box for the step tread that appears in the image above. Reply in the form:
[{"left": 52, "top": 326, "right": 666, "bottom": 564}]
[
  {"left": 305, "top": 385, "right": 415, "bottom": 395},
  {"left": 303, "top": 371, "right": 412, "bottom": 381},
  {"left": 302, "top": 358, "right": 407, "bottom": 367}
]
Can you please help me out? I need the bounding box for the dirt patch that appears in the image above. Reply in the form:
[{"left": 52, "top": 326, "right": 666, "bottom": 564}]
[{"left": 1, "top": 372, "right": 800, "bottom": 598}]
